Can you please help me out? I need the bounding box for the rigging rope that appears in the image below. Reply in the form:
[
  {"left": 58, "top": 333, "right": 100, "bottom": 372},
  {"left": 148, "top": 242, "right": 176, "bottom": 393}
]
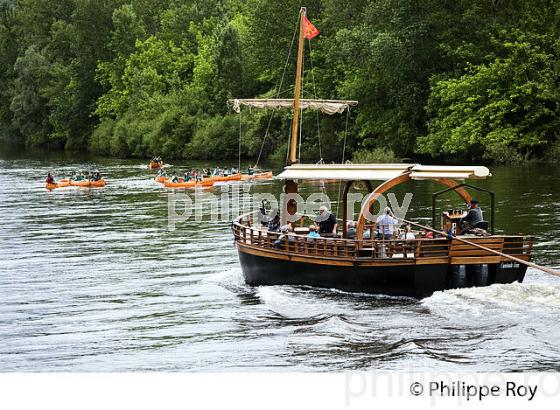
[
  {"left": 238, "top": 109, "right": 242, "bottom": 172},
  {"left": 298, "top": 47, "right": 305, "bottom": 162},
  {"left": 335, "top": 108, "right": 351, "bottom": 220},
  {"left": 256, "top": 16, "right": 300, "bottom": 168},
  {"left": 307, "top": 40, "right": 323, "bottom": 162}
]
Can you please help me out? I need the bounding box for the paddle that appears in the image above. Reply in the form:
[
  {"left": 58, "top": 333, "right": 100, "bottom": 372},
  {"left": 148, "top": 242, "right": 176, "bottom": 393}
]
[{"left": 400, "top": 218, "right": 560, "bottom": 278}]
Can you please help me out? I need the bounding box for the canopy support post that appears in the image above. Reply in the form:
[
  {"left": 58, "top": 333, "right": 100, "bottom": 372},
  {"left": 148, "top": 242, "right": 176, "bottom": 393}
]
[
  {"left": 342, "top": 180, "right": 353, "bottom": 238},
  {"left": 283, "top": 179, "right": 299, "bottom": 225}
]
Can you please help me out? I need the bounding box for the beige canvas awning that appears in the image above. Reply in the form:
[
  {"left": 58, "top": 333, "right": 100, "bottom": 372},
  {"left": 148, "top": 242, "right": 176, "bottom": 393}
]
[
  {"left": 276, "top": 164, "right": 491, "bottom": 181},
  {"left": 228, "top": 99, "right": 358, "bottom": 115},
  {"left": 409, "top": 165, "right": 491, "bottom": 180},
  {"left": 276, "top": 164, "right": 416, "bottom": 181}
]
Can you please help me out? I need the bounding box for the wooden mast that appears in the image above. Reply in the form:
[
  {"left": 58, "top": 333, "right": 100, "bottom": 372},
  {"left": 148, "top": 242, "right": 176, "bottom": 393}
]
[
  {"left": 284, "top": 7, "right": 306, "bottom": 222},
  {"left": 288, "top": 7, "right": 306, "bottom": 165}
]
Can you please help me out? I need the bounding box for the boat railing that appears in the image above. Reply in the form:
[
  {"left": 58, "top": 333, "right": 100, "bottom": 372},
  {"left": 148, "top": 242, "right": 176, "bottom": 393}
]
[
  {"left": 232, "top": 217, "right": 534, "bottom": 262},
  {"left": 232, "top": 219, "right": 453, "bottom": 260}
]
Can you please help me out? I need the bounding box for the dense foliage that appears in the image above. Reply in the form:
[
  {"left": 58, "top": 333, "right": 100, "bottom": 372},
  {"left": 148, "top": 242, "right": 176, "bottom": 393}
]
[{"left": 1, "top": 0, "right": 559, "bottom": 163}]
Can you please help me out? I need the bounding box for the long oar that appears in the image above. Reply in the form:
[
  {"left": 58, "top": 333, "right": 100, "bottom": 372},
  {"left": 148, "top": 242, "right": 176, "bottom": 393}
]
[{"left": 400, "top": 218, "right": 560, "bottom": 278}]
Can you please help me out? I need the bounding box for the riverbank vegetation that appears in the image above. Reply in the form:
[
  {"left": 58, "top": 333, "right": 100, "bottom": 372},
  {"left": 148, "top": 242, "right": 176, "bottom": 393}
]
[{"left": 0, "top": 0, "right": 559, "bottom": 163}]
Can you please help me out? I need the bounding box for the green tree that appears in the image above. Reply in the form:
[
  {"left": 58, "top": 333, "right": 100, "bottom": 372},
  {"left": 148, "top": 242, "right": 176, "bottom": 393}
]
[{"left": 418, "top": 30, "right": 560, "bottom": 162}]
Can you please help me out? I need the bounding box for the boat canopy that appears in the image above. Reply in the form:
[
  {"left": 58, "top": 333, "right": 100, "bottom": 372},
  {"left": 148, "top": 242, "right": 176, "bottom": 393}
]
[
  {"left": 276, "top": 164, "right": 491, "bottom": 181},
  {"left": 228, "top": 98, "right": 358, "bottom": 115}
]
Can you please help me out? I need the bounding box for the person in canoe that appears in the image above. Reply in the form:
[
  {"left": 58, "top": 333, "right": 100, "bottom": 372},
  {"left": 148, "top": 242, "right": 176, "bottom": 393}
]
[
  {"left": 247, "top": 164, "right": 260, "bottom": 175},
  {"left": 90, "top": 170, "right": 102, "bottom": 181},
  {"left": 73, "top": 170, "right": 85, "bottom": 181},
  {"left": 184, "top": 170, "right": 192, "bottom": 182},
  {"left": 195, "top": 170, "right": 203, "bottom": 182},
  {"left": 170, "top": 171, "right": 179, "bottom": 183},
  {"left": 46, "top": 172, "right": 55, "bottom": 185},
  {"left": 157, "top": 168, "right": 167, "bottom": 177}
]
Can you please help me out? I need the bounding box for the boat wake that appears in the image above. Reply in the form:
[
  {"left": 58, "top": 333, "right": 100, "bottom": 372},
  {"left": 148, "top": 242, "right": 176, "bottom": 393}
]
[{"left": 424, "top": 281, "right": 560, "bottom": 319}]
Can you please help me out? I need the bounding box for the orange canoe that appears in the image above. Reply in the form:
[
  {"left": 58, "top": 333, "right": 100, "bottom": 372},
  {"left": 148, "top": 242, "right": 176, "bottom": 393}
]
[
  {"left": 240, "top": 171, "right": 273, "bottom": 180},
  {"left": 155, "top": 176, "right": 168, "bottom": 183},
  {"left": 163, "top": 179, "right": 214, "bottom": 188},
  {"left": 70, "top": 179, "right": 106, "bottom": 188},
  {"left": 149, "top": 161, "right": 164, "bottom": 169},
  {"left": 210, "top": 173, "right": 242, "bottom": 182},
  {"left": 46, "top": 179, "right": 70, "bottom": 189}
]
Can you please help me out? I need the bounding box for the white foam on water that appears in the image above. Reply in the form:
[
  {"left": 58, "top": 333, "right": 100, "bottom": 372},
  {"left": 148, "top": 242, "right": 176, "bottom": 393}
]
[
  {"left": 204, "top": 266, "right": 245, "bottom": 288},
  {"left": 255, "top": 286, "right": 351, "bottom": 319},
  {"left": 424, "top": 281, "right": 560, "bottom": 321}
]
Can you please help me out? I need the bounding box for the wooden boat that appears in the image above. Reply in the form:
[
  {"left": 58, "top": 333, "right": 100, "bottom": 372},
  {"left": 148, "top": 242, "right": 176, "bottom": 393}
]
[
  {"left": 46, "top": 179, "right": 70, "bottom": 189},
  {"left": 70, "top": 179, "right": 106, "bottom": 188},
  {"left": 240, "top": 171, "right": 273, "bottom": 180},
  {"left": 210, "top": 173, "right": 242, "bottom": 182},
  {"left": 228, "top": 7, "right": 534, "bottom": 298},
  {"left": 163, "top": 179, "right": 214, "bottom": 188}
]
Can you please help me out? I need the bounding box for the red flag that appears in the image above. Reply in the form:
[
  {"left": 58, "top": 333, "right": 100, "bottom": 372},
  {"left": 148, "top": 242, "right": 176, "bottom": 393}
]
[{"left": 303, "top": 16, "right": 320, "bottom": 40}]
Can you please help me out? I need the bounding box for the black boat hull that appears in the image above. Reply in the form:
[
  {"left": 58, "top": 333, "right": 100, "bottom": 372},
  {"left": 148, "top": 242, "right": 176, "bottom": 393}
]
[{"left": 238, "top": 248, "right": 528, "bottom": 298}]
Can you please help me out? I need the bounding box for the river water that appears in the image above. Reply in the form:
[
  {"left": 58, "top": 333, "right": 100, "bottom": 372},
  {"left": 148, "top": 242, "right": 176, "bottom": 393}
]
[{"left": 1, "top": 149, "right": 559, "bottom": 371}]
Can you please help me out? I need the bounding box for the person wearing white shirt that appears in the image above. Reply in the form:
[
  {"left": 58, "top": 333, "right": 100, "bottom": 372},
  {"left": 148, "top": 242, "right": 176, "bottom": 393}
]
[{"left": 376, "top": 207, "right": 398, "bottom": 239}]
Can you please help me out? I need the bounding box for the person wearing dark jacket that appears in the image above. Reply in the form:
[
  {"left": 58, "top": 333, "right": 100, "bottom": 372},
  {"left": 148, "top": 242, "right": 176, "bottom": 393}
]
[
  {"left": 316, "top": 206, "right": 338, "bottom": 236},
  {"left": 460, "top": 199, "right": 483, "bottom": 231},
  {"left": 268, "top": 212, "right": 280, "bottom": 232}
]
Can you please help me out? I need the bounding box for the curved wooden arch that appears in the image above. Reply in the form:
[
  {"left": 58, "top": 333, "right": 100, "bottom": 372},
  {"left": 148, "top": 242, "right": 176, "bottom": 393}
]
[{"left": 356, "top": 174, "right": 472, "bottom": 240}]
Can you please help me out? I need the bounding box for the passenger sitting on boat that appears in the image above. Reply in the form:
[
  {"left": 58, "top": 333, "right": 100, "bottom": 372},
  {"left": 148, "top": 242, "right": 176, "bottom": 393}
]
[
  {"left": 316, "top": 206, "right": 338, "bottom": 236},
  {"left": 231, "top": 167, "right": 238, "bottom": 175},
  {"left": 158, "top": 168, "right": 166, "bottom": 176},
  {"left": 400, "top": 224, "right": 415, "bottom": 240},
  {"left": 46, "top": 172, "right": 55, "bottom": 184},
  {"left": 170, "top": 171, "right": 179, "bottom": 183},
  {"left": 423, "top": 230, "right": 434, "bottom": 239},
  {"left": 346, "top": 221, "right": 357, "bottom": 239},
  {"left": 268, "top": 212, "right": 281, "bottom": 232},
  {"left": 184, "top": 171, "right": 192, "bottom": 182},
  {"left": 258, "top": 200, "right": 270, "bottom": 227},
  {"left": 247, "top": 165, "right": 256, "bottom": 175},
  {"left": 195, "top": 172, "right": 203, "bottom": 182},
  {"left": 460, "top": 199, "right": 483, "bottom": 232},
  {"left": 307, "top": 225, "right": 321, "bottom": 239},
  {"left": 213, "top": 167, "right": 221, "bottom": 176},
  {"left": 274, "top": 225, "right": 295, "bottom": 248},
  {"left": 376, "top": 207, "right": 398, "bottom": 240}
]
